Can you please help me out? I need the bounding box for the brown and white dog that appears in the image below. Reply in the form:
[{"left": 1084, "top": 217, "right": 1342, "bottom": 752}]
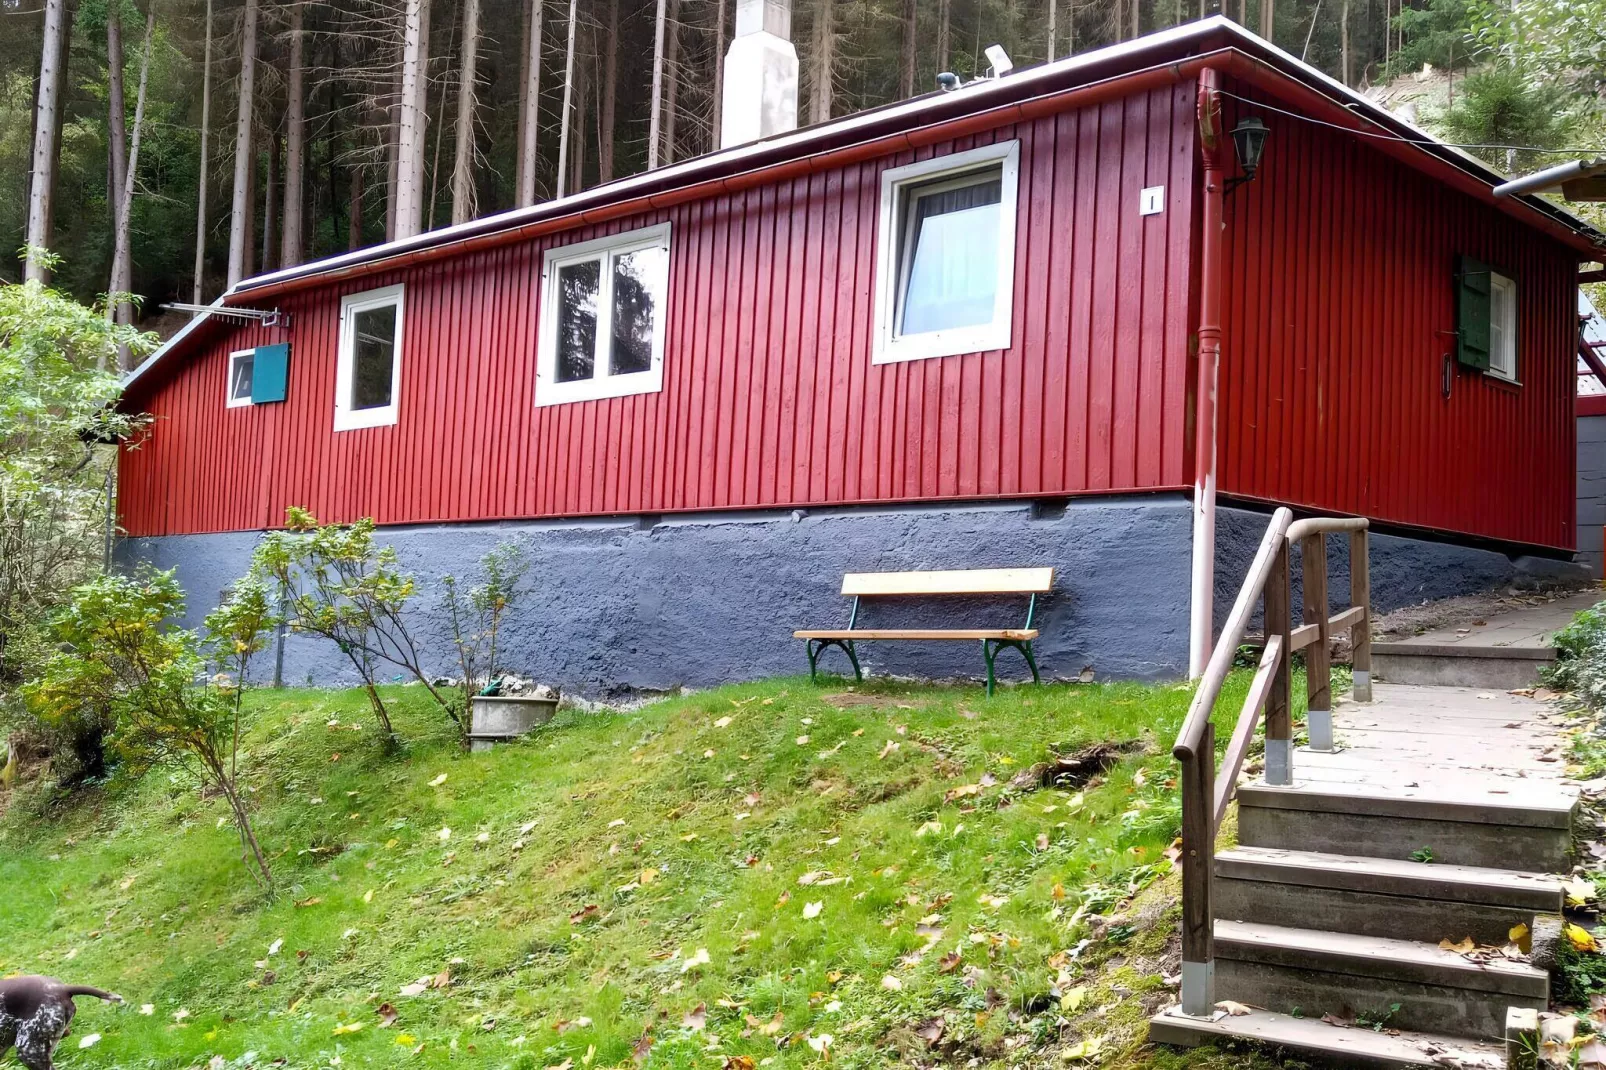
[{"left": 0, "top": 976, "right": 122, "bottom": 1069}]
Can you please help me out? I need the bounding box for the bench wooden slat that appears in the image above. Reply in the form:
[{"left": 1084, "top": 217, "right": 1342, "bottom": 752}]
[
  {"left": 840, "top": 567, "right": 1054, "bottom": 597},
  {"left": 794, "top": 628, "right": 1040, "bottom": 641}
]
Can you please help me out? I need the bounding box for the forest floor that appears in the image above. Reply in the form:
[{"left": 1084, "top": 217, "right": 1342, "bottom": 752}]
[{"left": 0, "top": 675, "right": 1297, "bottom": 1070}]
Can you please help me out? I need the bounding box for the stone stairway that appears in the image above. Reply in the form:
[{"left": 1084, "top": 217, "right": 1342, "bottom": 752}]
[{"left": 1150, "top": 684, "right": 1578, "bottom": 1068}]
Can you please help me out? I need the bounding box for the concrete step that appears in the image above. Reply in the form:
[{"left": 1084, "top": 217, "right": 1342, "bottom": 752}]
[
  {"left": 1213, "top": 920, "right": 1547, "bottom": 1039},
  {"left": 1149, "top": 1005, "right": 1507, "bottom": 1068},
  {"left": 1237, "top": 782, "right": 1576, "bottom": 872},
  {"left": 1215, "top": 846, "right": 1563, "bottom": 945},
  {"left": 1372, "top": 641, "right": 1553, "bottom": 690}
]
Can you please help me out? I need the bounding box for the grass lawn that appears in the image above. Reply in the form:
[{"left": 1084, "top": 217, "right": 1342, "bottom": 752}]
[{"left": 0, "top": 674, "right": 1296, "bottom": 1070}]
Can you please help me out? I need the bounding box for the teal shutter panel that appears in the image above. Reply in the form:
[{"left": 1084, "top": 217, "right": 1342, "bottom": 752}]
[
  {"left": 1455, "top": 255, "right": 1492, "bottom": 371},
  {"left": 252, "top": 343, "right": 289, "bottom": 403}
]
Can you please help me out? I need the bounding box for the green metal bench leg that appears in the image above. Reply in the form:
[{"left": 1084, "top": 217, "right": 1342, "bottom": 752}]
[
  {"left": 805, "top": 639, "right": 863, "bottom": 684},
  {"left": 982, "top": 638, "right": 1041, "bottom": 697}
]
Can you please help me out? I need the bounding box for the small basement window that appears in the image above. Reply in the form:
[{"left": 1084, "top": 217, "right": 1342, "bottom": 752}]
[
  {"left": 873, "top": 141, "right": 1021, "bottom": 365},
  {"left": 537, "top": 223, "right": 671, "bottom": 407},
  {"left": 335, "top": 284, "right": 405, "bottom": 431},
  {"left": 1488, "top": 271, "right": 1518, "bottom": 382},
  {"left": 227, "top": 349, "right": 255, "bottom": 408}
]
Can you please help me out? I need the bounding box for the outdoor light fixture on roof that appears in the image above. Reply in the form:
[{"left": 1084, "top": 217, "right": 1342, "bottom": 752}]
[
  {"left": 934, "top": 45, "right": 1013, "bottom": 92},
  {"left": 1225, "top": 116, "right": 1269, "bottom": 194}
]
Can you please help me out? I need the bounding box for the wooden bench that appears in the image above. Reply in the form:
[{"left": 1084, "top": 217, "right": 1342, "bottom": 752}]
[{"left": 794, "top": 567, "right": 1055, "bottom": 696}]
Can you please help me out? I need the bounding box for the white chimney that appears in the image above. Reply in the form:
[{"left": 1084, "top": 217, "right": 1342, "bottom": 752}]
[{"left": 720, "top": 0, "right": 798, "bottom": 149}]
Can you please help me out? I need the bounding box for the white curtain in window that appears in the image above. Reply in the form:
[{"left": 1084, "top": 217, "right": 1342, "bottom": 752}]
[{"left": 899, "top": 177, "right": 1002, "bottom": 337}]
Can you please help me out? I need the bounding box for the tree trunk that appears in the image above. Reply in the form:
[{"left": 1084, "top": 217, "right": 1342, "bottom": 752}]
[
  {"left": 516, "top": 0, "right": 543, "bottom": 206},
  {"left": 261, "top": 123, "right": 279, "bottom": 274},
  {"left": 647, "top": 0, "right": 666, "bottom": 168},
  {"left": 385, "top": 65, "right": 401, "bottom": 241},
  {"left": 25, "top": 0, "right": 67, "bottom": 282},
  {"left": 598, "top": 0, "right": 616, "bottom": 182},
  {"left": 663, "top": 0, "right": 679, "bottom": 164},
  {"left": 281, "top": 0, "right": 305, "bottom": 267},
  {"left": 899, "top": 0, "right": 916, "bottom": 97},
  {"left": 711, "top": 0, "right": 725, "bottom": 150},
  {"left": 1131, "top": 0, "right": 1138, "bottom": 39},
  {"left": 393, "top": 0, "right": 431, "bottom": 240},
  {"left": 109, "top": 2, "right": 156, "bottom": 370},
  {"left": 811, "top": 0, "right": 834, "bottom": 123},
  {"left": 227, "top": 0, "right": 259, "bottom": 287},
  {"left": 1260, "top": 0, "right": 1273, "bottom": 42},
  {"left": 106, "top": 1, "right": 130, "bottom": 330},
  {"left": 570, "top": 36, "right": 586, "bottom": 193},
  {"left": 451, "top": 0, "right": 481, "bottom": 224},
  {"left": 192, "top": 0, "right": 213, "bottom": 302},
  {"left": 1340, "top": 0, "right": 1351, "bottom": 85},
  {"left": 107, "top": 3, "right": 128, "bottom": 274},
  {"left": 555, "top": 0, "right": 577, "bottom": 195},
  {"left": 1046, "top": 0, "right": 1055, "bottom": 61},
  {"left": 348, "top": 155, "right": 364, "bottom": 250}
]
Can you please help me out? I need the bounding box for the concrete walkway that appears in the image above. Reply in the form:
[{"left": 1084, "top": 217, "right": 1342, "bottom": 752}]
[
  {"left": 1373, "top": 589, "right": 1602, "bottom": 688},
  {"left": 1380, "top": 589, "right": 1602, "bottom": 653}
]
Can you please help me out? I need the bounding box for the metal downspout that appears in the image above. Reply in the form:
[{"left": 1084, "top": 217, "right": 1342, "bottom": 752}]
[{"left": 1188, "top": 67, "right": 1227, "bottom": 683}]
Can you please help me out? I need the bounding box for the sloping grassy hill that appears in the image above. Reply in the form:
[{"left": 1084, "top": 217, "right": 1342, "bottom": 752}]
[{"left": 0, "top": 676, "right": 1269, "bottom": 1070}]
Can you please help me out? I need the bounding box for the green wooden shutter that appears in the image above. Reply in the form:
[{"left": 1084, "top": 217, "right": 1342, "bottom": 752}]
[
  {"left": 251, "top": 343, "right": 289, "bottom": 403},
  {"left": 1455, "top": 255, "right": 1492, "bottom": 371}
]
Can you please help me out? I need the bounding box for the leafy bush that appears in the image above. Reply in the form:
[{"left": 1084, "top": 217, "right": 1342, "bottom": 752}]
[
  {"left": 23, "top": 569, "right": 275, "bottom": 888},
  {"left": 1544, "top": 602, "right": 1606, "bottom": 706},
  {"left": 250, "top": 507, "right": 454, "bottom": 748},
  {"left": 441, "top": 540, "right": 530, "bottom": 742}
]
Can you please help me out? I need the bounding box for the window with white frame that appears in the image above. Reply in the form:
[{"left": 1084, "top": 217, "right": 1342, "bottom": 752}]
[
  {"left": 227, "top": 349, "right": 255, "bottom": 408},
  {"left": 1488, "top": 271, "right": 1518, "bottom": 382},
  {"left": 335, "top": 284, "right": 405, "bottom": 431},
  {"left": 536, "top": 223, "right": 671, "bottom": 407},
  {"left": 872, "top": 141, "right": 1021, "bottom": 365}
]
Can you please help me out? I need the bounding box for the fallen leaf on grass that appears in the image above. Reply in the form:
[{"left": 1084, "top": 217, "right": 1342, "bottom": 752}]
[
  {"left": 714, "top": 716, "right": 733, "bottom": 728},
  {"left": 570, "top": 905, "right": 600, "bottom": 925},
  {"left": 682, "top": 1003, "right": 707, "bottom": 1031},
  {"left": 78, "top": 1034, "right": 101, "bottom": 1049},
  {"left": 633, "top": 1034, "right": 655, "bottom": 1064},
  {"left": 881, "top": 975, "right": 903, "bottom": 992},
  {"left": 1060, "top": 986, "right": 1088, "bottom": 1013},
  {"left": 332, "top": 1022, "right": 365, "bottom": 1035},
  {"left": 1568, "top": 923, "right": 1600, "bottom": 952},
  {"left": 681, "top": 947, "right": 712, "bottom": 973},
  {"left": 803, "top": 901, "right": 824, "bottom": 919},
  {"left": 745, "top": 1011, "right": 785, "bottom": 1036},
  {"left": 294, "top": 897, "right": 323, "bottom": 908},
  {"left": 428, "top": 773, "right": 448, "bottom": 787},
  {"left": 139, "top": 1004, "right": 154, "bottom": 1016},
  {"left": 376, "top": 1003, "right": 399, "bottom": 1027},
  {"left": 914, "top": 1017, "right": 945, "bottom": 1045},
  {"left": 944, "top": 784, "right": 981, "bottom": 804},
  {"left": 1062, "top": 1036, "right": 1103, "bottom": 1061},
  {"left": 723, "top": 1056, "right": 756, "bottom": 1070},
  {"left": 806, "top": 1033, "right": 833, "bottom": 1056},
  {"left": 937, "top": 952, "right": 962, "bottom": 973}
]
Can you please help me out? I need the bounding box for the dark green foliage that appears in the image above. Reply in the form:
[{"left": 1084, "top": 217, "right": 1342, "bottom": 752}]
[
  {"left": 1385, "top": 0, "right": 1475, "bottom": 77},
  {"left": 1430, "top": 65, "right": 1577, "bottom": 171}
]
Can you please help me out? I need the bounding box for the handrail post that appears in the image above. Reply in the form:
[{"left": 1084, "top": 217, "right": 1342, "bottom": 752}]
[
  {"left": 1349, "top": 528, "right": 1372, "bottom": 703},
  {"left": 1262, "top": 541, "right": 1293, "bottom": 785},
  {"left": 1178, "top": 724, "right": 1216, "bottom": 1017},
  {"left": 1302, "top": 533, "right": 1334, "bottom": 751}
]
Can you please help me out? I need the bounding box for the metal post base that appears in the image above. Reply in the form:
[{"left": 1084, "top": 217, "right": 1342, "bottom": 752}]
[
  {"left": 1352, "top": 669, "right": 1373, "bottom": 703},
  {"left": 1306, "top": 708, "right": 1335, "bottom": 752},
  {"left": 1177, "top": 960, "right": 1219, "bottom": 1019},
  {"left": 1264, "top": 737, "right": 1293, "bottom": 786}
]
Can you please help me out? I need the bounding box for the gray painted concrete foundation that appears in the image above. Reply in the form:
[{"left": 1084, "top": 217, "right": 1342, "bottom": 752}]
[
  {"left": 1213, "top": 504, "right": 1589, "bottom": 630},
  {"left": 117, "top": 495, "right": 1590, "bottom": 697},
  {"left": 116, "top": 496, "right": 1196, "bottom": 697},
  {"left": 1579, "top": 414, "right": 1606, "bottom": 577}
]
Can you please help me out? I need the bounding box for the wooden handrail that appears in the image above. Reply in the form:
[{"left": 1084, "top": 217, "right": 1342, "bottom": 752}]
[{"left": 1172, "top": 510, "right": 1371, "bottom": 1018}]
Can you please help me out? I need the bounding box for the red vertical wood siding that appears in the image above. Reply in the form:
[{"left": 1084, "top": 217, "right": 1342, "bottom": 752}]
[
  {"left": 1216, "top": 88, "right": 1579, "bottom": 551},
  {"left": 119, "top": 82, "right": 1199, "bottom": 537}
]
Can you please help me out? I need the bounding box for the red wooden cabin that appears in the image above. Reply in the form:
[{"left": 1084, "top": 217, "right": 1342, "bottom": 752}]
[{"left": 116, "top": 17, "right": 1605, "bottom": 693}]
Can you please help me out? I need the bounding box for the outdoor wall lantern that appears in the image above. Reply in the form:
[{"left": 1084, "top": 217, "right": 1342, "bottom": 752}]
[{"left": 1225, "top": 116, "right": 1269, "bottom": 193}]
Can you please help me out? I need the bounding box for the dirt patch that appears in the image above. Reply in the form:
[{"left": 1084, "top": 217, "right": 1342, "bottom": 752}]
[
  {"left": 819, "top": 692, "right": 926, "bottom": 710},
  {"left": 1011, "top": 740, "right": 1147, "bottom": 792},
  {"left": 1372, "top": 583, "right": 1598, "bottom": 642}
]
